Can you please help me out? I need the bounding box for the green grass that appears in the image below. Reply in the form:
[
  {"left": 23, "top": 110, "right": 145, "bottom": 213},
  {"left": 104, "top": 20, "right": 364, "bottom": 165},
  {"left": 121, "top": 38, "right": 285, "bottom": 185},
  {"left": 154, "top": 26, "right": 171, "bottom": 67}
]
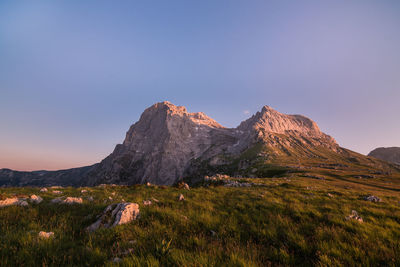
[{"left": 0, "top": 168, "right": 400, "bottom": 266}]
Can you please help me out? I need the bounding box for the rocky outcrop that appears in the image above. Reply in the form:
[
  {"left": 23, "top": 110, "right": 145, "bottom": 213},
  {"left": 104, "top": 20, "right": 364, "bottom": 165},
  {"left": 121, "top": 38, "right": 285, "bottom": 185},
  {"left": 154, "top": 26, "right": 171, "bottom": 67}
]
[
  {"left": 368, "top": 147, "right": 400, "bottom": 165},
  {"left": 86, "top": 203, "right": 140, "bottom": 232}
]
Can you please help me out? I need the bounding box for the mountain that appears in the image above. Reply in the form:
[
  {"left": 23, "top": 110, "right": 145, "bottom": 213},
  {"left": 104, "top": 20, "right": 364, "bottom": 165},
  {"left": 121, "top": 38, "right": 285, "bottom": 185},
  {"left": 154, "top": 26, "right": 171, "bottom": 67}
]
[
  {"left": 0, "top": 101, "right": 398, "bottom": 187},
  {"left": 368, "top": 147, "right": 400, "bottom": 165}
]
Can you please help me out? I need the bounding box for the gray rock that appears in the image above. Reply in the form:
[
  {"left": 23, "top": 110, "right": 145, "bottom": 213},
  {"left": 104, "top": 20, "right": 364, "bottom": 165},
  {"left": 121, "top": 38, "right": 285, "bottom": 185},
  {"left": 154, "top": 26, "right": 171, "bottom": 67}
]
[
  {"left": 30, "top": 195, "right": 43, "bottom": 204},
  {"left": 86, "top": 203, "right": 140, "bottom": 232},
  {"left": 345, "top": 210, "right": 363, "bottom": 223},
  {"left": 364, "top": 195, "right": 381, "bottom": 202}
]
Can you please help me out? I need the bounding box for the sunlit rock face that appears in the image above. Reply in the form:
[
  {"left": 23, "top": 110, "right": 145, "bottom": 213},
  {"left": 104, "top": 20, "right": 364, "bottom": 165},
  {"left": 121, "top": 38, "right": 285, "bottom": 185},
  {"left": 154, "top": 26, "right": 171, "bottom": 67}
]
[
  {"left": 368, "top": 147, "right": 400, "bottom": 165},
  {"left": 85, "top": 101, "right": 338, "bottom": 186}
]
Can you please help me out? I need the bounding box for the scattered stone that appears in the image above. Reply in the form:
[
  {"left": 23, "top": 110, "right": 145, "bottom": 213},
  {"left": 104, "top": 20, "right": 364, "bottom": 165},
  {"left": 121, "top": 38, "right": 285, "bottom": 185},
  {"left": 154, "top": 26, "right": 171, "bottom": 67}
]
[
  {"left": 364, "top": 195, "right": 381, "bottom": 202},
  {"left": 108, "top": 196, "right": 113, "bottom": 200},
  {"left": 30, "top": 195, "right": 43, "bottom": 204},
  {"left": 86, "top": 203, "right": 140, "bottom": 232},
  {"left": 183, "top": 183, "right": 190, "bottom": 190},
  {"left": 112, "top": 257, "right": 122, "bottom": 263},
  {"left": 52, "top": 190, "right": 62, "bottom": 194},
  {"left": 143, "top": 200, "right": 152, "bottom": 206},
  {"left": 63, "top": 197, "right": 83, "bottom": 204},
  {"left": 51, "top": 198, "right": 63, "bottom": 204},
  {"left": 50, "top": 186, "right": 62, "bottom": 189},
  {"left": 40, "top": 188, "right": 48, "bottom": 192},
  {"left": 346, "top": 210, "right": 363, "bottom": 223},
  {"left": 327, "top": 193, "right": 334, "bottom": 198},
  {"left": 38, "top": 231, "right": 54, "bottom": 239},
  {"left": 87, "top": 196, "right": 94, "bottom": 201},
  {"left": 178, "top": 194, "right": 185, "bottom": 201},
  {"left": 146, "top": 182, "right": 152, "bottom": 187},
  {"left": 111, "top": 192, "right": 116, "bottom": 196},
  {"left": 0, "top": 197, "right": 19, "bottom": 207},
  {"left": 18, "top": 200, "right": 29, "bottom": 207},
  {"left": 0, "top": 197, "right": 29, "bottom": 207},
  {"left": 81, "top": 189, "right": 88, "bottom": 193}
]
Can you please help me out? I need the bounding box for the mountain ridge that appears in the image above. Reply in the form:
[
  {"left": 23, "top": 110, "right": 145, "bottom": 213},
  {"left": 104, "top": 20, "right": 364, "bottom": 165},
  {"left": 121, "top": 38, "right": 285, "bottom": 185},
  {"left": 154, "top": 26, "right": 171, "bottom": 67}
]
[{"left": 0, "top": 101, "right": 397, "bottom": 186}]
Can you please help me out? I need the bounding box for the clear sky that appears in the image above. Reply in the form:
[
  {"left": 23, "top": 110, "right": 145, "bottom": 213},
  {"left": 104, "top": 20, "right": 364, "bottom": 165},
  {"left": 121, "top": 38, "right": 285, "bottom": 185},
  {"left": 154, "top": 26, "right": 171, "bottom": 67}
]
[{"left": 1, "top": 0, "right": 399, "bottom": 171}]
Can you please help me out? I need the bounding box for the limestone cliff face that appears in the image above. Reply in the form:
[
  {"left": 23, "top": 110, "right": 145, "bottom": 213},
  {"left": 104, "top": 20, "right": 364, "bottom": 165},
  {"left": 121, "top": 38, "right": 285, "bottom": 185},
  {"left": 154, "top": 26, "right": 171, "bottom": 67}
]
[
  {"left": 85, "top": 102, "right": 339, "bottom": 185},
  {"left": 368, "top": 147, "right": 400, "bottom": 165},
  {"left": 85, "top": 102, "right": 237, "bottom": 185}
]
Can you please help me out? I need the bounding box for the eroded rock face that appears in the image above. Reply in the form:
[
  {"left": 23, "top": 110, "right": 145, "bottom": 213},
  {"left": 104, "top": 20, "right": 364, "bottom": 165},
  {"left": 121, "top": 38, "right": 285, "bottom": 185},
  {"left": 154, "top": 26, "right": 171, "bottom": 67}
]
[
  {"left": 368, "top": 147, "right": 400, "bottom": 165},
  {"left": 86, "top": 203, "right": 139, "bottom": 232}
]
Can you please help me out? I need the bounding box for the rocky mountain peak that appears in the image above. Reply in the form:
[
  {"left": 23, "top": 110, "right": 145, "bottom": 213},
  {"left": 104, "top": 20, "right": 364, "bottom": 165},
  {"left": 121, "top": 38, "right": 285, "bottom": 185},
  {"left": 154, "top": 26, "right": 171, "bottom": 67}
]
[{"left": 83, "top": 102, "right": 339, "bottom": 186}]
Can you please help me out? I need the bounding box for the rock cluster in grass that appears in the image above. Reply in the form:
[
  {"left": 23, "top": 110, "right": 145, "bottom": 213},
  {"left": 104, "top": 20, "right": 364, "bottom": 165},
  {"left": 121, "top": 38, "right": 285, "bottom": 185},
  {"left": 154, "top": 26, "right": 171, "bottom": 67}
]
[
  {"left": 346, "top": 210, "right": 363, "bottom": 223},
  {"left": 204, "top": 174, "right": 263, "bottom": 187},
  {"left": 87, "top": 202, "right": 140, "bottom": 232},
  {"left": 364, "top": 195, "right": 381, "bottom": 202}
]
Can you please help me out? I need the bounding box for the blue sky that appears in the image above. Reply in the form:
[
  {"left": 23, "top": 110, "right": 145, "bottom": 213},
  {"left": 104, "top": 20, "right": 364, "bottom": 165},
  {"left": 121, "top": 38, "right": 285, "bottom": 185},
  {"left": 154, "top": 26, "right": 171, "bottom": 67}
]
[{"left": 1, "top": 0, "right": 399, "bottom": 170}]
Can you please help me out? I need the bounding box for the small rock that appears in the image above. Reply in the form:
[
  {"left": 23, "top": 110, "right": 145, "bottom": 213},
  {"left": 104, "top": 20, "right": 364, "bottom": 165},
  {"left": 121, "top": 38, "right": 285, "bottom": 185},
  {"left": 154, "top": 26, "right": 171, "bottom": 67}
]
[
  {"left": 52, "top": 190, "right": 62, "bottom": 194},
  {"left": 143, "top": 200, "right": 152, "bottom": 206},
  {"left": 87, "top": 196, "right": 94, "bottom": 201},
  {"left": 81, "top": 189, "right": 88, "bottom": 193},
  {"left": 40, "top": 188, "right": 48, "bottom": 192},
  {"left": 18, "top": 200, "right": 29, "bottom": 207},
  {"left": 86, "top": 202, "right": 140, "bottom": 232},
  {"left": 51, "top": 198, "right": 63, "bottom": 204},
  {"left": 327, "top": 193, "right": 334, "bottom": 198},
  {"left": 345, "top": 210, "right": 363, "bottom": 223},
  {"left": 63, "top": 197, "right": 83, "bottom": 204},
  {"left": 178, "top": 194, "right": 185, "bottom": 201},
  {"left": 146, "top": 182, "right": 152, "bottom": 187},
  {"left": 38, "top": 231, "right": 54, "bottom": 239},
  {"left": 30, "top": 195, "right": 43, "bottom": 204},
  {"left": 364, "top": 195, "right": 381, "bottom": 202},
  {"left": 113, "top": 257, "right": 122, "bottom": 263}
]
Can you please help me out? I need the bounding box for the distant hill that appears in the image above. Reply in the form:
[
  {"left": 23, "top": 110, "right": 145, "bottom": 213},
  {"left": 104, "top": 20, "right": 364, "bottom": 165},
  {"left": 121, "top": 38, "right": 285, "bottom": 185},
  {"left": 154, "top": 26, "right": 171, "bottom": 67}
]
[
  {"left": 368, "top": 147, "right": 400, "bottom": 165},
  {"left": 1, "top": 101, "right": 398, "bottom": 187}
]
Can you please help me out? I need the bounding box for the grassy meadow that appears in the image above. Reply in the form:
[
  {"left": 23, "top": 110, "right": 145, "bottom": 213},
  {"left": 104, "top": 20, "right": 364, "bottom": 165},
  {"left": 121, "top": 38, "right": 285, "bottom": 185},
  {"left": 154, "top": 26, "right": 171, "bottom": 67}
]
[{"left": 0, "top": 166, "right": 400, "bottom": 266}]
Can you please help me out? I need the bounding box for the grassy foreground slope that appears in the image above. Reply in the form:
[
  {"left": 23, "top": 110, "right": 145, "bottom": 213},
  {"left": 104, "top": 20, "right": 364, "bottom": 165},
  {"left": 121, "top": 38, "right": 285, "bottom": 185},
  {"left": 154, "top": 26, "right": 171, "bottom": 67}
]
[{"left": 1, "top": 165, "right": 400, "bottom": 267}]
